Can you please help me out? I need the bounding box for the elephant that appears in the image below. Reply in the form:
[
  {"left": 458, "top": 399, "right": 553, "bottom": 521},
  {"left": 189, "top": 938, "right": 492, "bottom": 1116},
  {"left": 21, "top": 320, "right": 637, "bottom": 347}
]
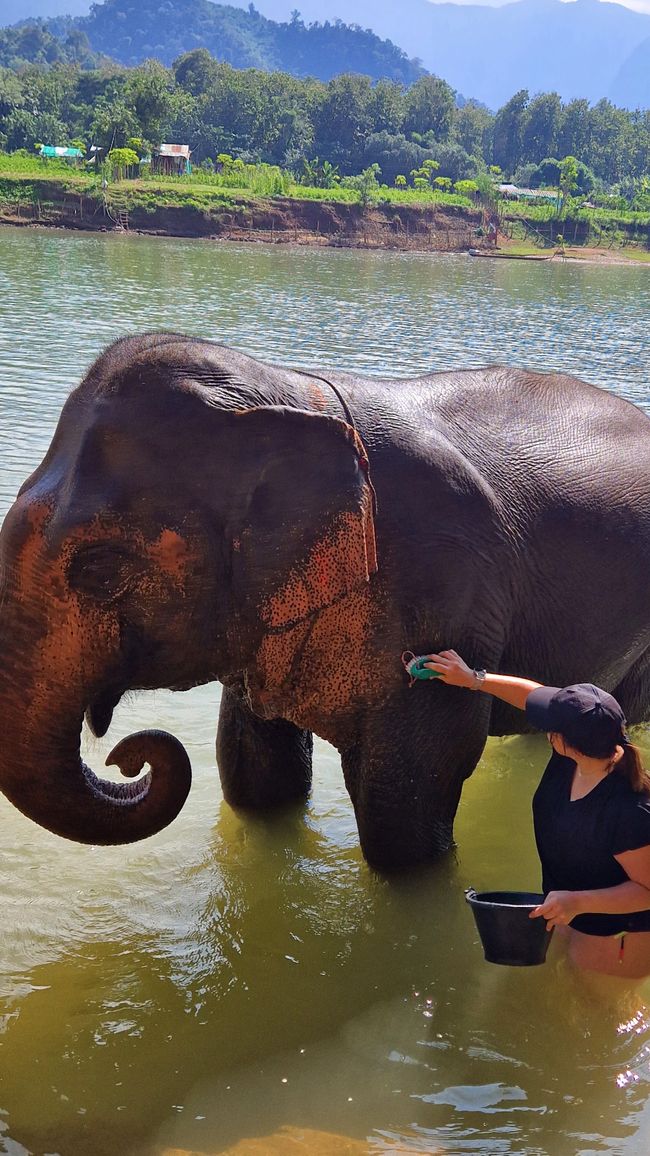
[{"left": 2, "top": 331, "right": 650, "bottom": 871}]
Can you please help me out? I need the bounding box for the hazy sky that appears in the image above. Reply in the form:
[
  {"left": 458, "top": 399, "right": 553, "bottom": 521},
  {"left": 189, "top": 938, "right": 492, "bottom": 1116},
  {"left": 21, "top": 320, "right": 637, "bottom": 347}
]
[{"left": 5, "top": 0, "right": 650, "bottom": 20}]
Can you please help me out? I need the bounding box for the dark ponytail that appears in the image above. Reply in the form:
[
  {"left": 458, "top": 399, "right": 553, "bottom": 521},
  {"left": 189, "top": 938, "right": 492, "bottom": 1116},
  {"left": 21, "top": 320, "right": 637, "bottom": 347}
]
[{"left": 616, "top": 741, "right": 650, "bottom": 793}]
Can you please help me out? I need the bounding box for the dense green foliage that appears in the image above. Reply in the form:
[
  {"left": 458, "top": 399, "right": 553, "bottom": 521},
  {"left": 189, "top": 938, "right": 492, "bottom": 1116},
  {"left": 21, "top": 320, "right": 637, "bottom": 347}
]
[
  {"left": 2, "top": 0, "right": 424, "bottom": 85},
  {"left": 0, "top": 21, "right": 107, "bottom": 70},
  {"left": 0, "top": 47, "right": 648, "bottom": 194}
]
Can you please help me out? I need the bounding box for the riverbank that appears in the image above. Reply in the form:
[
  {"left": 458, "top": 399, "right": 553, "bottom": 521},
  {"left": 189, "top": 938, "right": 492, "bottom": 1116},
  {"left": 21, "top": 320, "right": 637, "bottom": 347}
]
[
  {"left": 471, "top": 240, "right": 650, "bottom": 266},
  {"left": 1, "top": 175, "right": 649, "bottom": 264},
  {"left": 0, "top": 180, "right": 483, "bottom": 252}
]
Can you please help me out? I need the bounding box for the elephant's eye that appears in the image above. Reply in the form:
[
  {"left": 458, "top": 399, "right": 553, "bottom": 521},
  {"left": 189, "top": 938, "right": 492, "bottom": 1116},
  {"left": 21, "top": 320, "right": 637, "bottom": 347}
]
[{"left": 67, "top": 543, "right": 137, "bottom": 603}]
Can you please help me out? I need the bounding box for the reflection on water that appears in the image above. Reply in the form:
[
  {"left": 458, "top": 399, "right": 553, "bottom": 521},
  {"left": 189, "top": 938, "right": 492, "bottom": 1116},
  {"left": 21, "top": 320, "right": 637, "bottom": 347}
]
[{"left": 0, "top": 228, "right": 649, "bottom": 1155}]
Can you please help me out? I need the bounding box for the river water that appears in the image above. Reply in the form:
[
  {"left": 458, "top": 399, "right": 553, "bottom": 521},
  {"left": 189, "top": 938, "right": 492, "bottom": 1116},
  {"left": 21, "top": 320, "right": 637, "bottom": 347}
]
[{"left": 1, "top": 227, "right": 650, "bottom": 1156}]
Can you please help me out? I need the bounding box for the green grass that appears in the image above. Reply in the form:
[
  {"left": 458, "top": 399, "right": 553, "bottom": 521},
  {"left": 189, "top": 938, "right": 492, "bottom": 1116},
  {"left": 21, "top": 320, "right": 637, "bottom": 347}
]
[
  {"left": 503, "top": 198, "right": 650, "bottom": 229},
  {"left": 108, "top": 179, "right": 242, "bottom": 210},
  {"left": 0, "top": 151, "right": 648, "bottom": 257},
  {"left": 616, "top": 247, "right": 650, "bottom": 263}
]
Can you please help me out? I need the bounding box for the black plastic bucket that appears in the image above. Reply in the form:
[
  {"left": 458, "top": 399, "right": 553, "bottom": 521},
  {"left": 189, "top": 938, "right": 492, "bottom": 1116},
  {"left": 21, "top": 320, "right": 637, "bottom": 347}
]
[{"left": 465, "top": 889, "right": 554, "bottom": 966}]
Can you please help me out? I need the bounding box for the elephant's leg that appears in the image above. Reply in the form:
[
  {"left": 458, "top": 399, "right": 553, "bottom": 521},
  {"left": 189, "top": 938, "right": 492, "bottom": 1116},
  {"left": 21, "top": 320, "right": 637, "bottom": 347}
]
[
  {"left": 216, "top": 685, "right": 313, "bottom": 809},
  {"left": 341, "top": 685, "right": 492, "bottom": 871}
]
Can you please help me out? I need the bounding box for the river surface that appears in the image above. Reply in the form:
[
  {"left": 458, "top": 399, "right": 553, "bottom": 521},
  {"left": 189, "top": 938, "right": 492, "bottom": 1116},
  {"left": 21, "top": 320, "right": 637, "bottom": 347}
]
[{"left": 1, "top": 227, "right": 650, "bottom": 1156}]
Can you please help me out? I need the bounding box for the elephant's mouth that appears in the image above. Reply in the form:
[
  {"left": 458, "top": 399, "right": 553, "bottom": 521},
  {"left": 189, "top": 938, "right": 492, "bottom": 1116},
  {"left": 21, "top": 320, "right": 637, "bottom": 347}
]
[{"left": 85, "top": 686, "right": 124, "bottom": 738}]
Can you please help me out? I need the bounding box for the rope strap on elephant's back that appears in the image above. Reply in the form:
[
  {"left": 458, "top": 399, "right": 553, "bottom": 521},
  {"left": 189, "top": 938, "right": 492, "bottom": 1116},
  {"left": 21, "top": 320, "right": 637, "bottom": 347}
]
[{"left": 295, "top": 367, "right": 377, "bottom": 516}]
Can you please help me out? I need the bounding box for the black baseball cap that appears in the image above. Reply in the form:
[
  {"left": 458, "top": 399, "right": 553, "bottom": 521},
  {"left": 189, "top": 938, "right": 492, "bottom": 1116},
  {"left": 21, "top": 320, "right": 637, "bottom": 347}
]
[{"left": 526, "top": 683, "right": 629, "bottom": 758}]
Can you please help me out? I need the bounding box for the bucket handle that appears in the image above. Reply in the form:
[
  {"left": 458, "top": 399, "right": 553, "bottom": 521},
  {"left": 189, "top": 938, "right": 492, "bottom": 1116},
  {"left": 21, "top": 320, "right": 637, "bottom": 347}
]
[{"left": 464, "top": 887, "right": 477, "bottom": 904}]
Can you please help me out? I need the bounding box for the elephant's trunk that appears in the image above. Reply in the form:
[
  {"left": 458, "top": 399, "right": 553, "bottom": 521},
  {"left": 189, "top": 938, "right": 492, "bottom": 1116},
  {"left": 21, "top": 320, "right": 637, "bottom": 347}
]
[
  {"left": 0, "top": 672, "right": 191, "bottom": 844},
  {"left": 0, "top": 503, "right": 191, "bottom": 845}
]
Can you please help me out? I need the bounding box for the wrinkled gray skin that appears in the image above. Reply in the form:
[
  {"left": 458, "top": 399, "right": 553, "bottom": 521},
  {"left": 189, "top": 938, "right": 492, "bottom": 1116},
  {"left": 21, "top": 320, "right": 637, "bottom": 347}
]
[{"left": 2, "top": 332, "right": 650, "bottom": 871}]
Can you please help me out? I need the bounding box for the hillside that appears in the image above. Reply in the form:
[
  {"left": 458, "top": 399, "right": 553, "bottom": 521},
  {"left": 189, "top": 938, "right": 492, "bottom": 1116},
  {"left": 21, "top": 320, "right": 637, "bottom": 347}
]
[
  {"left": 5, "top": 0, "right": 650, "bottom": 108},
  {"left": 232, "top": 0, "right": 650, "bottom": 108},
  {"left": 3, "top": 0, "right": 425, "bottom": 84},
  {"left": 610, "top": 36, "right": 650, "bottom": 108}
]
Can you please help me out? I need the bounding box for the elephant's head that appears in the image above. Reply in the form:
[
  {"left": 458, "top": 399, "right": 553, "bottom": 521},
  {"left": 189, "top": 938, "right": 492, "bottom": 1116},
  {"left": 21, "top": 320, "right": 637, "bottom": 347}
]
[{"left": 0, "top": 335, "right": 377, "bottom": 845}]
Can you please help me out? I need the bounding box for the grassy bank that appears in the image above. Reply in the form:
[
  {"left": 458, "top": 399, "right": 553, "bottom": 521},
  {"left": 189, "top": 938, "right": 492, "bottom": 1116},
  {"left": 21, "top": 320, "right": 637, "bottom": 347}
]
[{"left": 0, "top": 157, "right": 649, "bottom": 259}]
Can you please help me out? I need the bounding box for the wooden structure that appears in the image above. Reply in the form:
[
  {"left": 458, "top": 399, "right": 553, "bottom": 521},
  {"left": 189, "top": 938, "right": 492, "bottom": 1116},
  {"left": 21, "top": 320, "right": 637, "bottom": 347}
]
[{"left": 153, "top": 144, "right": 191, "bottom": 176}]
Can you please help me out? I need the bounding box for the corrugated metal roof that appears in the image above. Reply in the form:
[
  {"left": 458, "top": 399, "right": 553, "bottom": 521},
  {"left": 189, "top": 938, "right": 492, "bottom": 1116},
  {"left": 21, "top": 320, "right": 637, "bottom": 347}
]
[{"left": 157, "top": 144, "right": 191, "bottom": 158}]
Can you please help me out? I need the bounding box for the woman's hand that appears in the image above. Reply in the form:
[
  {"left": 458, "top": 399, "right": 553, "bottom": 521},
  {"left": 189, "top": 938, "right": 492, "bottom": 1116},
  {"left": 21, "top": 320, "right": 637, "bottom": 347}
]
[
  {"left": 425, "top": 649, "right": 477, "bottom": 689},
  {"left": 530, "top": 891, "right": 584, "bottom": 930}
]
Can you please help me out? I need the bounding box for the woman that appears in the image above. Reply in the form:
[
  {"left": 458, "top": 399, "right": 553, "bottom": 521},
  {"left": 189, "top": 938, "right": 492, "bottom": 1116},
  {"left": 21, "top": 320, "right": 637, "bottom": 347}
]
[{"left": 425, "top": 650, "right": 650, "bottom": 978}]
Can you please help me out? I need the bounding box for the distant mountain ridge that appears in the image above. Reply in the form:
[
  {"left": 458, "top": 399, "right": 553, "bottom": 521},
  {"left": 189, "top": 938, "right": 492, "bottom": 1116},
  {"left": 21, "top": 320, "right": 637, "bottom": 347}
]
[
  {"left": 231, "top": 0, "right": 650, "bottom": 107},
  {"left": 4, "top": 0, "right": 650, "bottom": 108},
  {"left": 2, "top": 0, "right": 425, "bottom": 84}
]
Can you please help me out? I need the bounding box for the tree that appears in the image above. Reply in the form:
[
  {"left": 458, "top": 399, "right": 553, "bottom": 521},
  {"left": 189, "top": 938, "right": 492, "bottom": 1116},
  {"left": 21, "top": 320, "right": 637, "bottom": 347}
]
[
  {"left": 360, "top": 131, "right": 428, "bottom": 187},
  {"left": 341, "top": 162, "right": 381, "bottom": 208},
  {"left": 312, "top": 73, "right": 374, "bottom": 173},
  {"left": 403, "top": 75, "right": 455, "bottom": 142},
  {"left": 123, "top": 59, "right": 175, "bottom": 147},
  {"left": 557, "top": 154, "right": 579, "bottom": 210},
  {"left": 106, "top": 145, "right": 140, "bottom": 179},
  {"left": 587, "top": 99, "right": 634, "bottom": 184},
  {"left": 429, "top": 141, "right": 482, "bottom": 182},
  {"left": 300, "top": 156, "right": 339, "bottom": 188},
  {"left": 492, "top": 89, "right": 528, "bottom": 175},
  {"left": 556, "top": 99, "right": 591, "bottom": 164},
  {"left": 91, "top": 96, "right": 140, "bottom": 151},
  {"left": 453, "top": 101, "right": 492, "bottom": 160},
  {"left": 474, "top": 169, "right": 500, "bottom": 212},
  {"left": 3, "top": 108, "right": 67, "bottom": 150},
  {"left": 521, "top": 92, "right": 562, "bottom": 164},
  {"left": 0, "top": 68, "right": 25, "bottom": 119},
  {"left": 370, "top": 79, "right": 404, "bottom": 136},
  {"left": 410, "top": 157, "right": 439, "bottom": 189},
  {"left": 172, "top": 48, "right": 221, "bottom": 98},
  {"left": 454, "top": 179, "right": 479, "bottom": 199}
]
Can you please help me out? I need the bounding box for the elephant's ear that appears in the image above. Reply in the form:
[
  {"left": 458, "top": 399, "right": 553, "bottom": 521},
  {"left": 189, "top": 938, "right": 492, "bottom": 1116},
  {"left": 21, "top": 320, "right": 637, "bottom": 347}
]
[{"left": 222, "top": 406, "right": 377, "bottom": 647}]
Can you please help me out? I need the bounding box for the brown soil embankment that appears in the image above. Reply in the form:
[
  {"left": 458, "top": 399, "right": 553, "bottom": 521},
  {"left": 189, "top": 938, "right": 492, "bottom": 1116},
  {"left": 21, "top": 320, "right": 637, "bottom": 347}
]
[
  {"left": 151, "top": 196, "right": 483, "bottom": 252},
  {"left": 0, "top": 183, "right": 483, "bottom": 252}
]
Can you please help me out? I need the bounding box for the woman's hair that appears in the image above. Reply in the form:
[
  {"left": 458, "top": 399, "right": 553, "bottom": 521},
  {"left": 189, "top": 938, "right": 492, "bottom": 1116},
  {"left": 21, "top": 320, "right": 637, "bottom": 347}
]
[
  {"left": 615, "top": 742, "right": 650, "bottom": 793},
  {"left": 566, "top": 732, "right": 650, "bottom": 793},
  {"left": 557, "top": 730, "right": 647, "bottom": 795}
]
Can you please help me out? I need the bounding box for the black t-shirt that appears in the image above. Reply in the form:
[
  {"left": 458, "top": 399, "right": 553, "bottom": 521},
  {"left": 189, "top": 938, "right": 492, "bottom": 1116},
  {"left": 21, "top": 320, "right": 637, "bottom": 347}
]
[{"left": 532, "top": 751, "right": 650, "bottom": 935}]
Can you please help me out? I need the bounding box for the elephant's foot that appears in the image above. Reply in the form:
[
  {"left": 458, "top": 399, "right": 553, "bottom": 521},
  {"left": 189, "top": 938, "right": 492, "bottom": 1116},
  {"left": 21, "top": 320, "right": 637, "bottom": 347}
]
[
  {"left": 216, "top": 685, "right": 313, "bottom": 809},
  {"left": 341, "top": 688, "right": 492, "bottom": 872}
]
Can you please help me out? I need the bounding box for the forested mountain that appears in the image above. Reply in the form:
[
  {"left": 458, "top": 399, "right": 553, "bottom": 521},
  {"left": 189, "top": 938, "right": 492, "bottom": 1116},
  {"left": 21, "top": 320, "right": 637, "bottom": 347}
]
[
  {"left": 0, "top": 21, "right": 109, "bottom": 69},
  {"left": 231, "top": 0, "right": 650, "bottom": 108},
  {"left": 2, "top": 0, "right": 425, "bottom": 84},
  {"left": 7, "top": 0, "right": 650, "bottom": 108}
]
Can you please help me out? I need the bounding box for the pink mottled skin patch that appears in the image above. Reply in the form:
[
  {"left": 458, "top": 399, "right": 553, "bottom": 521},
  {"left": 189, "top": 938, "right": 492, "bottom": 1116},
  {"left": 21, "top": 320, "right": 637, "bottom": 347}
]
[
  {"left": 261, "top": 498, "right": 377, "bottom": 631},
  {"left": 252, "top": 586, "right": 385, "bottom": 740},
  {"left": 148, "top": 528, "right": 196, "bottom": 584},
  {"left": 0, "top": 504, "right": 119, "bottom": 744},
  {"left": 251, "top": 491, "right": 381, "bottom": 737},
  {"left": 306, "top": 382, "right": 327, "bottom": 411}
]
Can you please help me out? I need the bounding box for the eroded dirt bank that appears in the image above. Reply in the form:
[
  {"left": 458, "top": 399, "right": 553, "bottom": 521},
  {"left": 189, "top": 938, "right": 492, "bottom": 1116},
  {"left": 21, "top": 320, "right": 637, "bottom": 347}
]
[{"left": 0, "top": 184, "right": 483, "bottom": 251}]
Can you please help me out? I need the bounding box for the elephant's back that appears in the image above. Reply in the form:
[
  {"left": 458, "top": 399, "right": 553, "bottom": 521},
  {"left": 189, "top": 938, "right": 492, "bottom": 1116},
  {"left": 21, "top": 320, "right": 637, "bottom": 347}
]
[{"left": 405, "top": 365, "right": 650, "bottom": 509}]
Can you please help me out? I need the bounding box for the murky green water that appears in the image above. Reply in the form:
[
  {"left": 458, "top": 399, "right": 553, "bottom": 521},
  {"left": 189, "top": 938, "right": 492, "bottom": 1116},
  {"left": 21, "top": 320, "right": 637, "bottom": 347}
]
[{"left": 1, "top": 227, "right": 650, "bottom": 1156}]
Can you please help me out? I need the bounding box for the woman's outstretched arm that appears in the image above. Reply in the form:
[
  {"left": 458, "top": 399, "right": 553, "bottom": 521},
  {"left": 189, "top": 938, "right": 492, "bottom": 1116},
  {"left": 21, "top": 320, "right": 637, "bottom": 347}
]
[{"left": 425, "top": 649, "right": 543, "bottom": 712}]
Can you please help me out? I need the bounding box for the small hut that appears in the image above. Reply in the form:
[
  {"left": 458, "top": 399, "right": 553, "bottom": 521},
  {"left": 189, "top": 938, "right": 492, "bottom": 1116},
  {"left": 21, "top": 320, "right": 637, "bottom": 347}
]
[
  {"left": 39, "top": 146, "right": 84, "bottom": 164},
  {"left": 153, "top": 144, "right": 192, "bottom": 176},
  {"left": 497, "top": 183, "right": 557, "bottom": 203}
]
